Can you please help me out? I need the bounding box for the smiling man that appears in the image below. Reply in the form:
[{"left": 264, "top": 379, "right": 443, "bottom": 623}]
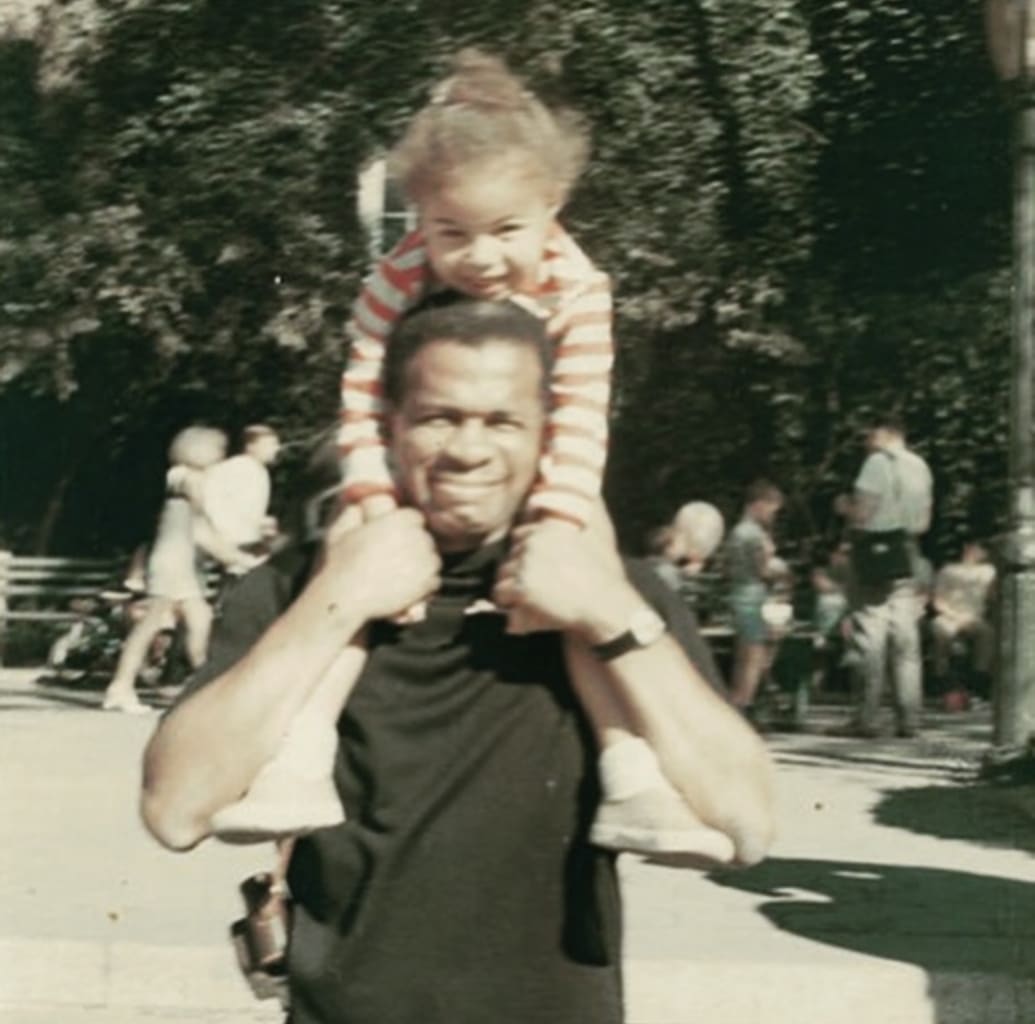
[{"left": 141, "top": 296, "right": 774, "bottom": 1024}]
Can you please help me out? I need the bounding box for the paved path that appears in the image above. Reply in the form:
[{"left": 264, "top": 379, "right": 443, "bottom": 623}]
[{"left": 2, "top": 668, "right": 1034, "bottom": 1023}]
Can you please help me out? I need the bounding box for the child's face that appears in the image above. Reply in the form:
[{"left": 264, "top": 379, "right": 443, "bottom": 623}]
[{"left": 418, "top": 154, "right": 559, "bottom": 300}]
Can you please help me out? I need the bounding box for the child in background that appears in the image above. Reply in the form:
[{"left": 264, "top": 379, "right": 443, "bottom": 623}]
[{"left": 211, "top": 51, "right": 732, "bottom": 864}]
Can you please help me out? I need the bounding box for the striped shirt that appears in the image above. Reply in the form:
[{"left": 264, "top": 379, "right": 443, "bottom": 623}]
[{"left": 338, "top": 224, "right": 614, "bottom": 527}]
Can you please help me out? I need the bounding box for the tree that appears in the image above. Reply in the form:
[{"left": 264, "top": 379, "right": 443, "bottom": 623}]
[{"left": 0, "top": 0, "right": 1016, "bottom": 563}]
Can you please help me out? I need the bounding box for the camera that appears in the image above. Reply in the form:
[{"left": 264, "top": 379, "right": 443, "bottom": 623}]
[{"left": 230, "top": 871, "right": 292, "bottom": 1005}]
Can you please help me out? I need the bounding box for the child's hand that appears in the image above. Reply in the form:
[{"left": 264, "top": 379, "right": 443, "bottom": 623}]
[{"left": 361, "top": 493, "right": 399, "bottom": 521}]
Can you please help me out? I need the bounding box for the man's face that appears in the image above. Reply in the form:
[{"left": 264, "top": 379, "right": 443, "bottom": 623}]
[
  {"left": 389, "top": 338, "right": 546, "bottom": 550},
  {"left": 752, "top": 496, "right": 782, "bottom": 529},
  {"left": 962, "top": 542, "right": 987, "bottom": 564},
  {"left": 250, "top": 434, "right": 280, "bottom": 465}
]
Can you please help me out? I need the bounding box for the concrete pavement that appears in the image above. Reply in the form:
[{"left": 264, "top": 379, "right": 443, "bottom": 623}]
[{"left": 2, "top": 667, "right": 1034, "bottom": 1023}]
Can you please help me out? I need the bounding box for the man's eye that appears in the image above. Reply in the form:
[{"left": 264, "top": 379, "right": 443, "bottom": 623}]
[{"left": 420, "top": 413, "right": 453, "bottom": 427}]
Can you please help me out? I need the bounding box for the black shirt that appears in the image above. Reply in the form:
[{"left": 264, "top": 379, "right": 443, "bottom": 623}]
[{"left": 190, "top": 541, "right": 720, "bottom": 1024}]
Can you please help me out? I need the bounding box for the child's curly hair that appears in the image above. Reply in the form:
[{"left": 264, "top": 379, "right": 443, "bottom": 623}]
[
  {"left": 167, "top": 426, "right": 227, "bottom": 470},
  {"left": 391, "top": 49, "right": 589, "bottom": 203}
]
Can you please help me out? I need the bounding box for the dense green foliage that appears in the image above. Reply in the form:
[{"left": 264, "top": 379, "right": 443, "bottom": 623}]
[{"left": 0, "top": 0, "right": 1015, "bottom": 561}]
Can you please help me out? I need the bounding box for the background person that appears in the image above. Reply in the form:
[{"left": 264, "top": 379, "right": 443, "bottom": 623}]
[
  {"left": 103, "top": 427, "right": 256, "bottom": 713},
  {"left": 654, "top": 501, "right": 727, "bottom": 623},
  {"left": 140, "top": 296, "right": 774, "bottom": 1024},
  {"left": 810, "top": 541, "right": 852, "bottom": 692},
  {"left": 929, "top": 538, "right": 996, "bottom": 703},
  {"left": 841, "top": 412, "right": 933, "bottom": 738},
  {"left": 646, "top": 523, "right": 684, "bottom": 592},
  {"left": 725, "top": 480, "right": 786, "bottom": 718},
  {"left": 202, "top": 424, "right": 281, "bottom": 553}
]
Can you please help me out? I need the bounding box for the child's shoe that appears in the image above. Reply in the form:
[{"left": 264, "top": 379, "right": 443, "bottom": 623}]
[
  {"left": 589, "top": 777, "right": 736, "bottom": 863},
  {"left": 212, "top": 718, "right": 344, "bottom": 844},
  {"left": 589, "top": 736, "right": 735, "bottom": 865}
]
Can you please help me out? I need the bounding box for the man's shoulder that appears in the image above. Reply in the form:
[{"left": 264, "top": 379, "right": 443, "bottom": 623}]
[
  {"left": 901, "top": 446, "right": 933, "bottom": 479},
  {"left": 855, "top": 450, "right": 888, "bottom": 489}
]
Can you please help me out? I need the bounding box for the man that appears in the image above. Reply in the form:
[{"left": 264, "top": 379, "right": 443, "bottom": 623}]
[
  {"left": 141, "top": 297, "right": 774, "bottom": 1024},
  {"left": 725, "top": 480, "right": 785, "bottom": 715},
  {"left": 202, "top": 424, "right": 281, "bottom": 550},
  {"left": 930, "top": 539, "right": 996, "bottom": 701},
  {"left": 843, "top": 413, "right": 933, "bottom": 737}
]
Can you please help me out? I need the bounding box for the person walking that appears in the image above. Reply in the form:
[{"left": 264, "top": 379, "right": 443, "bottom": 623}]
[{"left": 102, "top": 427, "right": 258, "bottom": 714}]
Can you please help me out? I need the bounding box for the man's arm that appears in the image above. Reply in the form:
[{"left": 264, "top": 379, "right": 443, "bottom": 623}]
[
  {"left": 846, "top": 452, "right": 886, "bottom": 528},
  {"left": 495, "top": 521, "right": 776, "bottom": 866},
  {"left": 847, "top": 488, "right": 880, "bottom": 528},
  {"left": 140, "top": 510, "right": 441, "bottom": 851}
]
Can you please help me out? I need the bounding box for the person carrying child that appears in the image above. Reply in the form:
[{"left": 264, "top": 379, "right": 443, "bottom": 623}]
[
  {"left": 209, "top": 50, "right": 730, "bottom": 862},
  {"left": 103, "top": 427, "right": 259, "bottom": 713}
]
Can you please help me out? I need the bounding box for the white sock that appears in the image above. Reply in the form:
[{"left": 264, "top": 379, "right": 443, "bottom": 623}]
[
  {"left": 266, "top": 712, "right": 339, "bottom": 781},
  {"left": 597, "top": 737, "right": 666, "bottom": 801}
]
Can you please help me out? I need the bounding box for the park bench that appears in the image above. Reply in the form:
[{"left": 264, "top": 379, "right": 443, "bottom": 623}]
[
  {"left": 671, "top": 567, "right": 826, "bottom": 727},
  {"left": 0, "top": 552, "right": 129, "bottom": 666},
  {"left": 0, "top": 552, "right": 126, "bottom": 624}
]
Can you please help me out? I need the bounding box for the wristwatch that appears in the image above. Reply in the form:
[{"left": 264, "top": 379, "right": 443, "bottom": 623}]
[{"left": 591, "top": 607, "right": 667, "bottom": 662}]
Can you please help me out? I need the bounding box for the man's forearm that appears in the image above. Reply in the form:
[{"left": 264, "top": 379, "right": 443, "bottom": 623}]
[
  {"left": 604, "top": 640, "right": 775, "bottom": 864},
  {"left": 576, "top": 584, "right": 776, "bottom": 864},
  {"left": 849, "top": 490, "right": 879, "bottom": 528},
  {"left": 141, "top": 570, "right": 367, "bottom": 850}
]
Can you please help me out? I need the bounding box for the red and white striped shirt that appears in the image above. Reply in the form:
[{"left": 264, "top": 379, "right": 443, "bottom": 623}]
[{"left": 339, "top": 223, "right": 613, "bottom": 528}]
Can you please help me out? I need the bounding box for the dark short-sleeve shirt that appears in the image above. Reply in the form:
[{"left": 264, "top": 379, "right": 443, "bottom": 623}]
[{"left": 185, "top": 541, "right": 719, "bottom": 1024}]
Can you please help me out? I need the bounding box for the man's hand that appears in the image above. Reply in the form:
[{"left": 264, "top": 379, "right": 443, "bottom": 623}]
[
  {"left": 316, "top": 508, "right": 441, "bottom": 624},
  {"left": 493, "top": 516, "right": 639, "bottom": 644}
]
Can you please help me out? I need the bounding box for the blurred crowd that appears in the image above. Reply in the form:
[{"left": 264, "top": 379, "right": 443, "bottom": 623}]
[{"left": 646, "top": 410, "right": 996, "bottom": 734}]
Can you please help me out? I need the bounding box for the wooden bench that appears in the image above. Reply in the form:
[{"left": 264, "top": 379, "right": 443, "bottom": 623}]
[
  {"left": 0, "top": 552, "right": 128, "bottom": 665},
  {"left": 672, "top": 568, "right": 825, "bottom": 726}
]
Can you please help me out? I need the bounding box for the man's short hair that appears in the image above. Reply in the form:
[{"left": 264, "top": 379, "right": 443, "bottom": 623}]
[
  {"left": 866, "top": 410, "right": 906, "bottom": 436},
  {"left": 382, "top": 293, "right": 553, "bottom": 407},
  {"left": 744, "top": 478, "right": 782, "bottom": 506},
  {"left": 243, "top": 423, "right": 278, "bottom": 446}
]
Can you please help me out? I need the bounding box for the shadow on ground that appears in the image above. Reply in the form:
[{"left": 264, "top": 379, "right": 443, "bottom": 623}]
[
  {"left": 711, "top": 857, "right": 1035, "bottom": 1022},
  {"left": 874, "top": 778, "right": 1035, "bottom": 853}
]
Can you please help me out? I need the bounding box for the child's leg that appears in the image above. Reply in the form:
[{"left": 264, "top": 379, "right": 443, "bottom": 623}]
[
  {"left": 179, "top": 597, "right": 214, "bottom": 669},
  {"left": 564, "top": 636, "right": 735, "bottom": 863},
  {"left": 730, "top": 639, "right": 770, "bottom": 710},
  {"left": 210, "top": 640, "right": 367, "bottom": 844},
  {"left": 103, "top": 598, "right": 174, "bottom": 712}
]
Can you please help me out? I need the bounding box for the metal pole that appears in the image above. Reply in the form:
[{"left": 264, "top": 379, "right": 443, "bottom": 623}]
[{"left": 994, "top": 76, "right": 1035, "bottom": 751}]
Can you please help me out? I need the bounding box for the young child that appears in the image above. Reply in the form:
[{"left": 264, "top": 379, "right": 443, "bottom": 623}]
[{"left": 211, "top": 51, "right": 733, "bottom": 864}]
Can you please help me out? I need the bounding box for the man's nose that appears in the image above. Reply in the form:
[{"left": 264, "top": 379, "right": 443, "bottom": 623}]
[{"left": 442, "top": 420, "right": 491, "bottom": 463}]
